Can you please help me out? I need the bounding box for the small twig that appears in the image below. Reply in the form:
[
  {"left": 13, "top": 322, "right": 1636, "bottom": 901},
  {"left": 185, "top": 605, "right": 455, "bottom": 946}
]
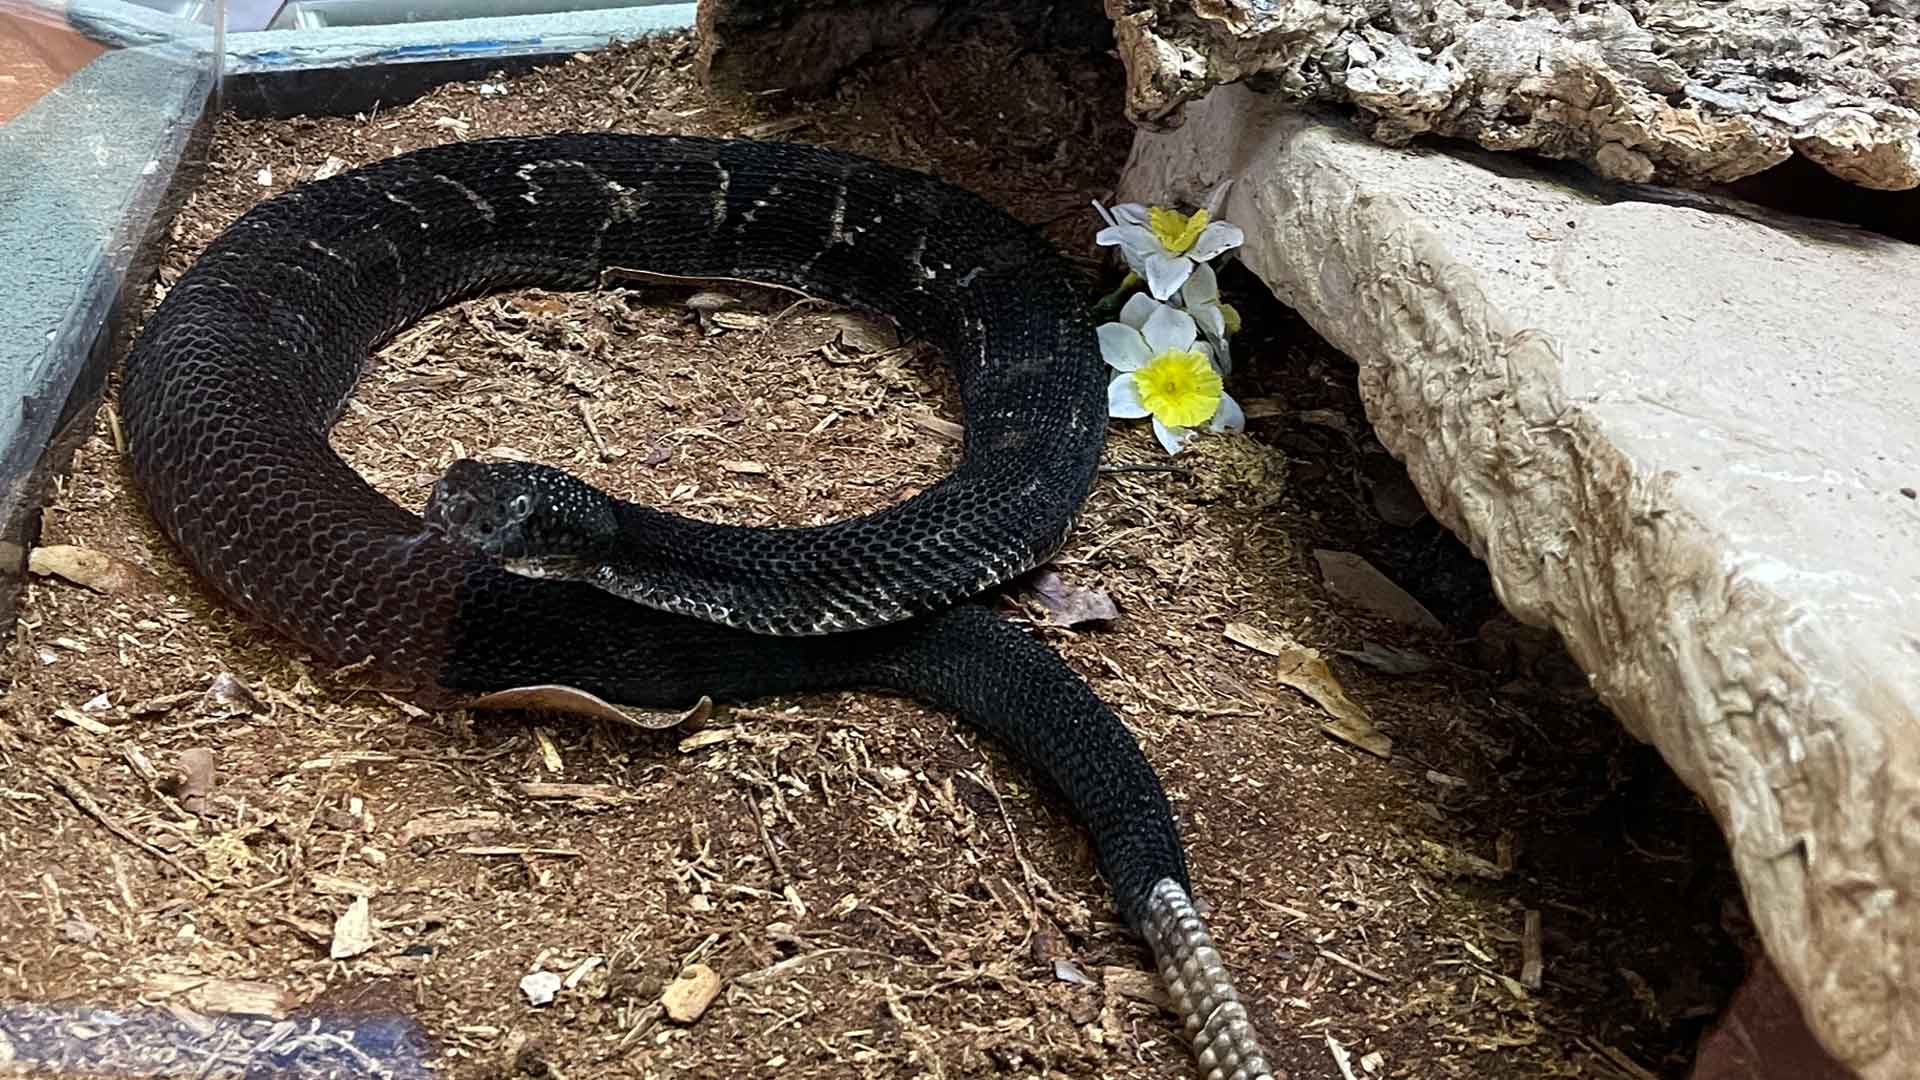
[
  {"left": 974, "top": 767, "right": 1042, "bottom": 946},
  {"left": 1317, "top": 947, "right": 1390, "bottom": 984},
  {"left": 47, "top": 768, "right": 216, "bottom": 889},
  {"left": 1098, "top": 463, "right": 1189, "bottom": 475},
  {"left": 744, "top": 785, "right": 788, "bottom": 884},
  {"left": 734, "top": 946, "right": 947, "bottom": 988},
  {"left": 577, "top": 401, "right": 612, "bottom": 460}
]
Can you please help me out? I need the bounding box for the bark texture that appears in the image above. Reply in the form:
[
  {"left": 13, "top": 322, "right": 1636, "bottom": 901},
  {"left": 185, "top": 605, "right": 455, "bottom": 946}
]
[{"left": 1107, "top": 0, "right": 1920, "bottom": 189}]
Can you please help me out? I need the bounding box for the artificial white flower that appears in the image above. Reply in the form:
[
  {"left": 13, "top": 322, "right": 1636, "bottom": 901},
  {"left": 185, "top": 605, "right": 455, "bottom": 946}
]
[
  {"left": 1093, "top": 182, "right": 1243, "bottom": 301},
  {"left": 1177, "top": 260, "right": 1242, "bottom": 374},
  {"left": 1099, "top": 295, "right": 1245, "bottom": 455}
]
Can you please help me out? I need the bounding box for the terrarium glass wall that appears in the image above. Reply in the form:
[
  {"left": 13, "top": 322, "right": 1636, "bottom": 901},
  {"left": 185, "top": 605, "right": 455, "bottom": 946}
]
[
  {"left": 0, "top": 0, "right": 694, "bottom": 588},
  {"left": 0, "top": 0, "right": 222, "bottom": 574}
]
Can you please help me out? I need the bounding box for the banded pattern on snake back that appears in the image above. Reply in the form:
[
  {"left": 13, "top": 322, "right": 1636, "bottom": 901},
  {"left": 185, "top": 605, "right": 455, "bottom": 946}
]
[{"left": 120, "top": 133, "right": 1275, "bottom": 1079}]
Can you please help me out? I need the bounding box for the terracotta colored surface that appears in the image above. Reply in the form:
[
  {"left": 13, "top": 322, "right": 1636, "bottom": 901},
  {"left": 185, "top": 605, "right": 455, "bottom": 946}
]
[
  {"left": 1692, "top": 955, "right": 1852, "bottom": 1080},
  {"left": 0, "top": 9, "right": 108, "bottom": 124}
]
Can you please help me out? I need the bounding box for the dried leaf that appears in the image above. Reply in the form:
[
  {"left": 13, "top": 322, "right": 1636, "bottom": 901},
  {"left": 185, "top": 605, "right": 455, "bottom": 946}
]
[
  {"left": 1223, "top": 621, "right": 1291, "bottom": 657},
  {"left": 165, "top": 748, "right": 218, "bottom": 811},
  {"left": 1053, "top": 958, "right": 1096, "bottom": 987},
  {"left": 1327, "top": 1031, "right": 1360, "bottom": 1080},
  {"left": 1313, "top": 550, "right": 1443, "bottom": 630},
  {"left": 204, "top": 672, "right": 265, "bottom": 715},
  {"left": 1335, "top": 640, "right": 1437, "bottom": 675},
  {"left": 464, "top": 685, "right": 710, "bottom": 731},
  {"left": 330, "top": 896, "right": 375, "bottom": 959},
  {"left": 830, "top": 312, "right": 900, "bottom": 354},
  {"left": 1024, "top": 570, "right": 1119, "bottom": 627},
  {"left": 684, "top": 290, "right": 741, "bottom": 312},
  {"left": 1226, "top": 623, "right": 1392, "bottom": 757},
  {"left": 27, "top": 544, "right": 155, "bottom": 594}
]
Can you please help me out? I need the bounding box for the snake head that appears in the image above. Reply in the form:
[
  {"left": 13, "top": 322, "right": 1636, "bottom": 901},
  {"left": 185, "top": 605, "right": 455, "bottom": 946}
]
[{"left": 424, "top": 459, "right": 620, "bottom": 574}]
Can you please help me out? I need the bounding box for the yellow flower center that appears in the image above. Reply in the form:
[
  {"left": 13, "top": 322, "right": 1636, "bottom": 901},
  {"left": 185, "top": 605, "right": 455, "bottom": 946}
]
[
  {"left": 1133, "top": 349, "right": 1222, "bottom": 428},
  {"left": 1148, "top": 207, "right": 1211, "bottom": 255}
]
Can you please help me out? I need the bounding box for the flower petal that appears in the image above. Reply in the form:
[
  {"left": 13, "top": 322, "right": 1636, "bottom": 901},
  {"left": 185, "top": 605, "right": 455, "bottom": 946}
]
[
  {"left": 1108, "top": 374, "right": 1151, "bottom": 418},
  {"left": 1110, "top": 202, "right": 1150, "bottom": 225},
  {"left": 1209, "top": 392, "right": 1246, "bottom": 432},
  {"left": 1119, "top": 291, "right": 1160, "bottom": 331},
  {"left": 1097, "top": 323, "right": 1152, "bottom": 372},
  {"left": 1141, "top": 302, "right": 1198, "bottom": 355},
  {"left": 1098, "top": 225, "right": 1163, "bottom": 275},
  {"left": 1181, "top": 260, "right": 1220, "bottom": 306},
  {"left": 1188, "top": 302, "right": 1227, "bottom": 343},
  {"left": 1186, "top": 221, "right": 1245, "bottom": 262},
  {"left": 1208, "top": 335, "right": 1232, "bottom": 375},
  {"left": 1152, "top": 416, "right": 1191, "bottom": 455},
  {"left": 1142, "top": 252, "right": 1192, "bottom": 300}
]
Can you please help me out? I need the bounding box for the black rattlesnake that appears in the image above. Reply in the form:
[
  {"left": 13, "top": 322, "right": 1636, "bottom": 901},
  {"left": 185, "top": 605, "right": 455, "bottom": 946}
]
[{"left": 121, "top": 133, "right": 1274, "bottom": 1079}]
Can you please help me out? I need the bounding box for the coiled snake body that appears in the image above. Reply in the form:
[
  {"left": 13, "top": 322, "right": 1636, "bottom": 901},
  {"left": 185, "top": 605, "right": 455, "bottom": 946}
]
[{"left": 121, "top": 134, "right": 1273, "bottom": 1079}]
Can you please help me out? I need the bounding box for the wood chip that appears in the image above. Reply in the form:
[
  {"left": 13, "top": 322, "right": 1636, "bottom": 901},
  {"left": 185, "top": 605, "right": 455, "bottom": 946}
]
[
  {"left": 399, "top": 811, "right": 504, "bottom": 844},
  {"left": 719, "top": 460, "right": 768, "bottom": 475},
  {"left": 297, "top": 751, "right": 400, "bottom": 770},
  {"left": 710, "top": 310, "right": 767, "bottom": 330},
  {"left": 53, "top": 706, "right": 113, "bottom": 736},
  {"left": 661, "top": 963, "right": 724, "bottom": 1023},
  {"left": 908, "top": 412, "right": 964, "bottom": 441},
  {"left": 1100, "top": 966, "right": 1169, "bottom": 1009},
  {"left": 519, "top": 782, "right": 631, "bottom": 802},
  {"left": 1419, "top": 839, "right": 1507, "bottom": 880},
  {"left": 678, "top": 727, "right": 738, "bottom": 753},
  {"left": 27, "top": 544, "right": 155, "bottom": 594},
  {"left": 309, "top": 872, "right": 379, "bottom": 897},
  {"left": 129, "top": 690, "right": 197, "bottom": 716},
  {"left": 146, "top": 975, "right": 296, "bottom": 1020},
  {"left": 533, "top": 726, "right": 564, "bottom": 773}
]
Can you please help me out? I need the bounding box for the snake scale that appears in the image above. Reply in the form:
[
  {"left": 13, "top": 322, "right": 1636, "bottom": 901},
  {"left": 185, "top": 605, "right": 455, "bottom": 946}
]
[{"left": 120, "top": 133, "right": 1275, "bottom": 1079}]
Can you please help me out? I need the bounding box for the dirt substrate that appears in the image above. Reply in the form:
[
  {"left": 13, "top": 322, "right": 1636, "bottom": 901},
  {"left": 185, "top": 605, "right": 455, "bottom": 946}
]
[{"left": 2, "top": 31, "right": 1747, "bottom": 1080}]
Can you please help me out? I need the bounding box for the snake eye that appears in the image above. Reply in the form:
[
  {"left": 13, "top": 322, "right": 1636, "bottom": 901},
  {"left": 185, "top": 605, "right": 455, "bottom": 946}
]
[{"left": 509, "top": 493, "right": 532, "bottom": 518}]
